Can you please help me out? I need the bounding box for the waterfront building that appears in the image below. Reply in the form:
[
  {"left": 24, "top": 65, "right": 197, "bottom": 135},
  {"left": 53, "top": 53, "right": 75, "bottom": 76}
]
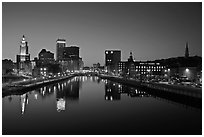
[
  {"left": 2, "top": 59, "right": 14, "bottom": 75},
  {"left": 63, "top": 46, "right": 79, "bottom": 58},
  {"left": 38, "top": 49, "right": 55, "bottom": 65},
  {"left": 56, "top": 39, "right": 83, "bottom": 72},
  {"left": 156, "top": 43, "right": 202, "bottom": 82},
  {"left": 56, "top": 39, "right": 66, "bottom": 61},
  {"left": 118, "top": 52, "right": 165, "bottom": 79},
  {"left": 105, "top": 50, "right": 121, "bottom": 74},
  {"left": 79, "top": 58, "right": 84, "bottom": 71},
  {"left": 62, "top": 46, "right": 81, "bottom": 72},
  {"left": 158, "top": 56, "right": 202, "bottom": 82},
  {"left": 16, "top": 35, "right": 32, "bottom": 76}
]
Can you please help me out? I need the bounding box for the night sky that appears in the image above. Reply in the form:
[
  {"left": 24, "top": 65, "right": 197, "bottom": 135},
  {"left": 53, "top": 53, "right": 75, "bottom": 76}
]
[{"left": 2, "top": 2, "right": 202, "bottom": 67}]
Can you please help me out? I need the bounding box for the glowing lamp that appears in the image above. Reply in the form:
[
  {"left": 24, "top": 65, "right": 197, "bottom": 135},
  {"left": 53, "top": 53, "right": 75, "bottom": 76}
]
[{"left": 186, "top": 68, "right": 189, "bottom": 72}]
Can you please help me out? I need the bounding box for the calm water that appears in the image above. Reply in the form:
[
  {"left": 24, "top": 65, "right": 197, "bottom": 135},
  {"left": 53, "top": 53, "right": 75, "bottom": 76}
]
[{"left": 2, "top": 76, "right": 202, "bottom": 135}]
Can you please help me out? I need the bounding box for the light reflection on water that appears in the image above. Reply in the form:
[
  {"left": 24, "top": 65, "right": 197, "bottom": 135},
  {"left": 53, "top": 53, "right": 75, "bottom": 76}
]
[{"left": 2, "top": 76, "right": 202, "bottom": 135}]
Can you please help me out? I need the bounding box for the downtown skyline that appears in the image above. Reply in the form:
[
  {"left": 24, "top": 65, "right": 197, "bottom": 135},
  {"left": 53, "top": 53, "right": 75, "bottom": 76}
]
[{"left": 2, "top": 2, "right": 202, "bottom": 67}]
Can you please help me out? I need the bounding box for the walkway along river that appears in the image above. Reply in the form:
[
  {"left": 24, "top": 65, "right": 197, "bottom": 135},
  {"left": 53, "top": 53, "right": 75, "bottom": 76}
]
[{"left": 2, "top": 76, "right": 202, "bottom": 135}]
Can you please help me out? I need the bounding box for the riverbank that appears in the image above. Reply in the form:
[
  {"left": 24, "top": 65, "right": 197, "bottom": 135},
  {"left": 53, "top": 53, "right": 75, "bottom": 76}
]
[
  {"left": 2, "top": 74, "right": 75, "bottom": 97},
  {"left": 99, "top": 75, "right": 202, "bottom": 99}
]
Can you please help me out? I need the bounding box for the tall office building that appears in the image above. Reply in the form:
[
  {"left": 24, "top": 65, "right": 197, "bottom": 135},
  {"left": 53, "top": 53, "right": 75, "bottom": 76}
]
[
  {"left": 63, "top": 46, "right": 79, "bottom": 58},
  {"left": 16, "top": 35, "right": 32, "bottom": 75},
  {"left": 105, "top": 50, "right": 121, "bottom": 74},
  {"left": 56, "top": 39, "right": 66, "bottom": 61},
  {"left": 56, "top": 38, "right": 83, "bottom": 72}
]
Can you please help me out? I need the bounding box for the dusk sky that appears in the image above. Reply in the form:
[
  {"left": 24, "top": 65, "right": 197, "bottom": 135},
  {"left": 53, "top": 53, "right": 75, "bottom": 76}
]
[{"left": 2, "top": 2, "right": 202, "bottom": 67}]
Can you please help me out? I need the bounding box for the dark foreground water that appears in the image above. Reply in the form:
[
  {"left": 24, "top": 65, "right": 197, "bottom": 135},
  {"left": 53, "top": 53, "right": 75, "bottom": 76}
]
[{"left": 2, "top": 76, "right": 202, "bottom": 135}]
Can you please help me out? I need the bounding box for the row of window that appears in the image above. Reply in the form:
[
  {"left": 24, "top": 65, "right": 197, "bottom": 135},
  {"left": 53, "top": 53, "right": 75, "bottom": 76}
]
[
  {"left": 119, "top": 68, "right": 163, "bottom": 72},
  {"left": 118, "top": 64, "right": 164, "bottom": 69}
]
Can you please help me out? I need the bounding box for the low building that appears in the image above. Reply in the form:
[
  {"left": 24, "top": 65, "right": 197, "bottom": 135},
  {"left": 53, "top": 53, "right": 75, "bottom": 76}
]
[
  {"left": 118, "top": 52, "right": 166, "bottom": 79},
  {"left": 2, "top": 59, "right": 14, "bottom": 75}
]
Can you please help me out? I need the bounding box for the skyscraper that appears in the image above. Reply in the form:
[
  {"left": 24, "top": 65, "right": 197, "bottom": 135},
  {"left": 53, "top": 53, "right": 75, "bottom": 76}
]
[
  {"left": 63, "top": 46, "right": 79, "bottom": 58},
  {"left": 56, "top": 39, "right": 83, "bottom": 72},
  {"left": 56, "top": 39, "right": 66, "bottom": 61},
  {"left": 105, "top": 50, "right": 121, "bottom": 74},
  {"left": 16, "top": 35, "right": 32, "bottom": 75}
]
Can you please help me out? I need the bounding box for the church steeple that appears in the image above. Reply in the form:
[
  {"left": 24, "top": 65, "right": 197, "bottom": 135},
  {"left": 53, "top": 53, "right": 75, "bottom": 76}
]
[
  {"left": 128, "top": 51, "right": 134, "bottom": 62},
  {"left": 185, "top": 42, "right": 189, "bottom": 58}
]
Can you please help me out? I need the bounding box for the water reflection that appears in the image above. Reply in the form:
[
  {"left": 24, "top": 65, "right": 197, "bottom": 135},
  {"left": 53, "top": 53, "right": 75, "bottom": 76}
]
[
  {"left": 3, "top": 76, "right": 202, "bottom": 134},
  {"left": 103, "top": 79, "right": 201, "bottom": 110},
  {"left": 5, "top": 76, "right": 201, "bottom": 115},
  {"left": 16, "top": 76, "right": 82, "bottom": 114},
  {"left": 105, "top": 81, "right": 150, "bottom": 101},
  {"left": 20, "top": 93, "right": 28, "bottom": 114}
]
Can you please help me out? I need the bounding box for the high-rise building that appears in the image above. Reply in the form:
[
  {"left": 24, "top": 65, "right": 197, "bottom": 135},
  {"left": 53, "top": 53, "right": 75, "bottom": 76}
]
[
  {"left": 56, "top": 39, "right": 66, "bottom": 61},
  {"left": 63, "top": 46, "right": 79, "bottom": 58},
  {"left": 56, "top": 38, "right": 83, "bottom": 72},
  {"left": 16, "top": 35, "right": 32, "bottom": 75},
  {"left": 105, "top": 50, "right": 121, "bottom": 74}
]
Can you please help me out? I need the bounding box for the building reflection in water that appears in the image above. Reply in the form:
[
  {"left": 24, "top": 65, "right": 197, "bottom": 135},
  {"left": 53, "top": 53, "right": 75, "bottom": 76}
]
[
  {"left": 56, "top": 98, "right": 65, "bottom": 112},
  {"left": 105, "top": 81, "right": 150, "bottom": 101},
  {"left": 56, "top": 77, "right": 81, "bottom": 112},
  {"left": 20, "top": 93, "right": 28, "bottom": 114}
]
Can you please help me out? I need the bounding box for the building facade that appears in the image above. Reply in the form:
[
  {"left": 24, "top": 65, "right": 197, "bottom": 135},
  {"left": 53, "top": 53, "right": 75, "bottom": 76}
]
[
  {"left": 56, "top": 39, "right": 66, "bottom": 61},
  {"left": 56, "top": 39, "right": 83, "bottom": 72},
  {"left": 16, "top": 35, "right": 32, "bottom": 76},
  {"left": 2, "top": 59, "right": 14, "bottom": 75},
  {"left": 118, "top": 52, "right": 166, "bottom": 79},
  {"left": 105, "top": 50, "right": 121, "bottom": 74},
  {"left": 38, "top": 49, "right": 55, "bottom": 65}
]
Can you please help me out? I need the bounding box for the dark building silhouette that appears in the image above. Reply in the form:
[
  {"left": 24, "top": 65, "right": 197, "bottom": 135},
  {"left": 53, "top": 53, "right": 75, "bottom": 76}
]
[
  {"left": 38, "top": 49, "right": 55, "bottom": 65},
  {"left": 155, "top": 44, "right": 201, "bottom": 81},
  {"left": 56, "top": 39, "right": 83, "bottom": 72},
  {"left": 32, "top": 49, "right": 57, "bottom": 77},
  {"left": 2, "top": 59, "right": 14, "bottom": 75},
  {"left": 185, "top": 42, "right": 189, "bottom": 58},
  {"left": 105, "top": 50, "right": 121, "bottom": 74},
  {"left": 56, "top": 39, "right": 66, "bottom": 61},
  {"left": 63, "top": 46, "right": 79, "bottom": 58}
]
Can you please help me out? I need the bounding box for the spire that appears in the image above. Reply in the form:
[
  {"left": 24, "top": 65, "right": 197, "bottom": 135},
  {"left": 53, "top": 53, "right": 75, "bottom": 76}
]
[
  {"left": 130, "top": 51, "right": 132, "bottom": 57},
  {"left": 128, "top": 51, "right": 134, "bottom": 62},
  {"left": 185, "top": 42, "right": 189, "bottom": 58},
  {"left": 22, "top": 35, "right": 25, "bottom": 41}
]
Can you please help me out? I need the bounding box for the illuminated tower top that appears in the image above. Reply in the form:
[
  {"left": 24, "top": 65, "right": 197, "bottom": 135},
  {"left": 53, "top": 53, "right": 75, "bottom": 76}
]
[
  {"left": 185, "top": 42, "right": 189, "bottom": 58},
  {"left": 20, "top": 35, "right": 29, "bottom": 55}
]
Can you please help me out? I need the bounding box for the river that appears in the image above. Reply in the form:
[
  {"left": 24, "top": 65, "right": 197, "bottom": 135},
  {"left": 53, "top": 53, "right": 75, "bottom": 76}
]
[{"left": 2, "top": 76, "right": 202, "bottom": 135}]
